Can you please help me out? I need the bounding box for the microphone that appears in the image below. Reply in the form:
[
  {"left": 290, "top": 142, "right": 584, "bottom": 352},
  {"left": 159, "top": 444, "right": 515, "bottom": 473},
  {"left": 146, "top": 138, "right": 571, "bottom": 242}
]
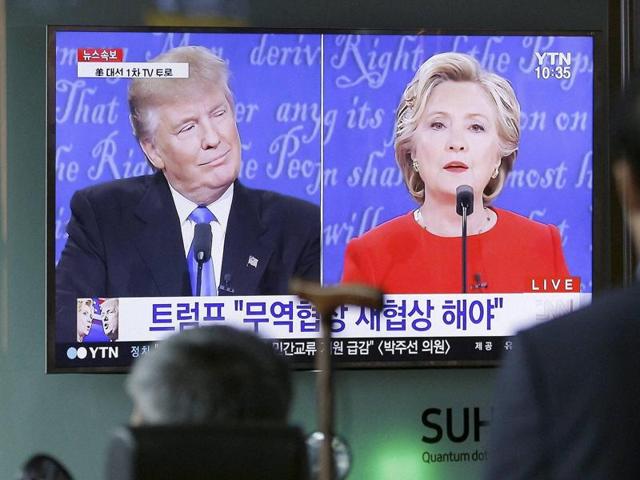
[
  {"left": 219, "top": 273, "right": 235, "bottom": 294},
  {"left": 193, "top": 223, "right": 212, "bottom": 296},
  {"left": 456, "top": 185, "right": 474, "bottom": 294},
  {"left": 472, "top": 273, "right": 488, "bottom": 290},
  {"left": 456, "top": 185, "right": 474, "bottom": 216}
]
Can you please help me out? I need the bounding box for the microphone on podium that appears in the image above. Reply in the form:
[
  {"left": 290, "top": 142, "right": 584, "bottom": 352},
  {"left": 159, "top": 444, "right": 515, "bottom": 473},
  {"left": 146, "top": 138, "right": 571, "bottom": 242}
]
[
  {"left": 193, "top": 223, "right": 212, "bottom": 296},
  {"left": 456, "top": 185, "right": 473, "bottom": 294},
  {"left": 219, "top": 273, "right": 235, "bottom": 294}
]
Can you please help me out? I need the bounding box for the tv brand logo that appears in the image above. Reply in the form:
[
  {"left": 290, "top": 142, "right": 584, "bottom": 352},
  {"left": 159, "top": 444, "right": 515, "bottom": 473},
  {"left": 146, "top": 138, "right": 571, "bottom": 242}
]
[
  {"left": 66, "top": 346, "right": 119, "bottom": 360},
  {"left": 534, "top": 51, "right": 572, "bottom": 66},
  {"left": 421, "top": 407, "right": 491, "bottom": 444}
]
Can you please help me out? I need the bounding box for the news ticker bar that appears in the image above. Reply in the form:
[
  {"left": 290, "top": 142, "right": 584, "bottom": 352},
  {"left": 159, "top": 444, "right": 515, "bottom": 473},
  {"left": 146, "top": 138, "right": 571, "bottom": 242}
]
[
  {"left": 55, "top": 336, "right": 515, "bottom": 369},
  {"left": 95, "top": 293, "right": 591, "bottom": 342}
]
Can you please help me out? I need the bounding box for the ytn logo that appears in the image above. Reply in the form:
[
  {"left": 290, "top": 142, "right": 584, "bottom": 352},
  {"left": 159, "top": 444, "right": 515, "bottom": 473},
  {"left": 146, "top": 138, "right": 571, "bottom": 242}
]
[
  {"left": 534, "top": 51, "right": 572, "bottom": 66},
  {"left": 66, "top": 346, "right": 119, "bottom": 360},
  {"left": 421, "top": 407, "right": 491, "bottom": 444}
]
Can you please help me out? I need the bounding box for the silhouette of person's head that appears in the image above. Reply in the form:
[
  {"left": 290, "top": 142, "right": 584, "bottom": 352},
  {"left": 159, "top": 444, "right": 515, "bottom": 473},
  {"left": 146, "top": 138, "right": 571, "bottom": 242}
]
[
  {"left": 613, "top": 80, "right": 640, "bottom": 257},
  {"left": 19, "top": 453, "right": 73, "bottom": 480},
  {"left": 126, "top": 326, "right": 292, "bottom": 425}
]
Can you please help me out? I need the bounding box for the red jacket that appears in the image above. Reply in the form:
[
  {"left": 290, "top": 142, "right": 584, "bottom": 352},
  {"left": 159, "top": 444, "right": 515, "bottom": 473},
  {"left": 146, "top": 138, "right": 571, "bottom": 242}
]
[{"left": 342, "top": 208, "right": 570, "bottom": 294}]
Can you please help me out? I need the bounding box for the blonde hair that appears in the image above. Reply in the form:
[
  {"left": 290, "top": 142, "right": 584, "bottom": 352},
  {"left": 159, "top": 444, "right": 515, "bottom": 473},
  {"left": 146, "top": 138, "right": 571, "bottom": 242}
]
[
  {"left": 128, "top": 46, "right": 232, "bottom": 142},
  {"left": 77, "top": 298, "right": 93, "bottom": 313},
  {"left": 395, "top": 52, "right": 520, "bottom": 204}
]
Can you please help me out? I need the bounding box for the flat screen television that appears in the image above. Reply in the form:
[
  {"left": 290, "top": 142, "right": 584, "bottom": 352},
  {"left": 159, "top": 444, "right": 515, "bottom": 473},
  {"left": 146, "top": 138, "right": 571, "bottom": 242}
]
[{"left": 47, "top": 27, "right": 600, "bottom": 372}]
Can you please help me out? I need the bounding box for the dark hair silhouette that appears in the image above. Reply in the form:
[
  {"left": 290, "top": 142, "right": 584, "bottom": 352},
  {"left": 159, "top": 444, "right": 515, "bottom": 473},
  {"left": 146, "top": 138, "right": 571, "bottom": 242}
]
[
  {"left": 19, "top": 454, "right": 73, "bottom": 480},
  {"left": 613, "top": 79, "right": 640, "bottom": 181}
]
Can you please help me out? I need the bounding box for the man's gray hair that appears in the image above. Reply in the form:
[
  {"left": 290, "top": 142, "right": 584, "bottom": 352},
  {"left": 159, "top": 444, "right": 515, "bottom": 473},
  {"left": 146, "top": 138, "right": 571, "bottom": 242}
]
[
  {"left": 126, "top": 326, "right": 291, "bottom": 425},
  {"left": 128, "top": 46, "right": 233, "bottom": 142}
]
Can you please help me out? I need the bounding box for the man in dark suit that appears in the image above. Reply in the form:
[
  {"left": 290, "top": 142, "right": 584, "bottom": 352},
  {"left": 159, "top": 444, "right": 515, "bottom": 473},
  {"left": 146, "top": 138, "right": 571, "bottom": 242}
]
[
  {"left": 484, "top": 85, "right": 640, "bottom": 478},
  {"left": 56, "top": 46, "right": 320, "bottom": 342}
]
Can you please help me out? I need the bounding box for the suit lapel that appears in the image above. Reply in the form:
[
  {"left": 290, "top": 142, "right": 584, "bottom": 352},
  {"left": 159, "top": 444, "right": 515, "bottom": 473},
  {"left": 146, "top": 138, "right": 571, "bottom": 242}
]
[
  {"left": 131, "top": 172, "right": 191, "bottom": 296},
  {"left": 220, "top": 181, "right": 273, "bottom": 295}
]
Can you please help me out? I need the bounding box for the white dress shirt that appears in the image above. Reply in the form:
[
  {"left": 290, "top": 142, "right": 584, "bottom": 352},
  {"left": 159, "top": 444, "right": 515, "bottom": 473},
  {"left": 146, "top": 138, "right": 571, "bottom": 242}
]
[{"left": 167, "top": 182, "right": 234, "bottom": 291}]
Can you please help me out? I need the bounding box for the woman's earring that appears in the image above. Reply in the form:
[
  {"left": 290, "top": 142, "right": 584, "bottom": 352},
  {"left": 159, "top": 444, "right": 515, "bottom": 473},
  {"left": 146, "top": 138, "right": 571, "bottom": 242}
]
[
  {"left": 491, "top": 165, "right": 500, "bottom": 179},
  {"left": 403, "top": 97, "right": 415, "bottom": 121},
  {"left": 412, "top": 160, "right": 419, "bottom": 172}
]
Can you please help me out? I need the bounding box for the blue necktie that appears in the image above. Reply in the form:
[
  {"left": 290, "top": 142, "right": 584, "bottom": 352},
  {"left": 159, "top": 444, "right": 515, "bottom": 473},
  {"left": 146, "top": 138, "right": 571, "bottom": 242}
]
[{"left": 187, "top": 206, "right": 216, "bottom": 296}]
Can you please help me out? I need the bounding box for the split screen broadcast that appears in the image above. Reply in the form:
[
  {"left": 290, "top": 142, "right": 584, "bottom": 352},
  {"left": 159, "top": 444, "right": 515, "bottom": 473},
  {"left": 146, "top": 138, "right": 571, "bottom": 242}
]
[{"left": 48, "top": 29, "right": 594, "bottom": 371}]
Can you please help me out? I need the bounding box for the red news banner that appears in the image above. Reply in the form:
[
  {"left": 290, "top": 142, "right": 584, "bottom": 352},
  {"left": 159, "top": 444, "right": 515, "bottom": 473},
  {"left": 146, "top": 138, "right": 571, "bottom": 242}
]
[{"left": 77, "top": 48, "right": 124, "bottom": 62}]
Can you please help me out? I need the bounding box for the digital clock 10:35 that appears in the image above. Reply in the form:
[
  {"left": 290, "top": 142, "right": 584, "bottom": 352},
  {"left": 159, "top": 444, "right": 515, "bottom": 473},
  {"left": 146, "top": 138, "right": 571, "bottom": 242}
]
[{"left": 535, "top": 65, "right": 571, "bottom": 79}]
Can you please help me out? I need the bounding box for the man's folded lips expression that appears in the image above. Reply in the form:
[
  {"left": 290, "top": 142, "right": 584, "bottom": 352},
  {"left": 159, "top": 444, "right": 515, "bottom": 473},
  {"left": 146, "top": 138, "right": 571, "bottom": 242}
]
[{"left": 198, "top": 149, "right": 231, "bottom": 167}]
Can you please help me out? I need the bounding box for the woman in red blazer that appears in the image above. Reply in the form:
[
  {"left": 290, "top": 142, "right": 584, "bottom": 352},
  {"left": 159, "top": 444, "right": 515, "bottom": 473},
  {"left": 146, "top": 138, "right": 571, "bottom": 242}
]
[{"left": 342, "top": 53, "right": 569, "bottom": 294}]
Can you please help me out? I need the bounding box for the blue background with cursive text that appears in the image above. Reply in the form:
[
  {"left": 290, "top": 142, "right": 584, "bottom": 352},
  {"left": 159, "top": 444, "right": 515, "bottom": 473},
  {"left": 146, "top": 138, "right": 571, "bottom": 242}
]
[{"left": 54, "top": 32, "right": 593, "bottom": 290}]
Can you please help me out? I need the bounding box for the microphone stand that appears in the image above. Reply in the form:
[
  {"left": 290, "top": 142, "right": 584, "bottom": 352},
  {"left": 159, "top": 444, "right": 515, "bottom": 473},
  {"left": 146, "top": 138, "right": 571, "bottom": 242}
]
[
  {"left": 461, "top": 206, "right": 468, "bottom": 294},
  {"left": 456, "top": 185, "right": 474, "bottom": 295},
  {"left": 196, "top": 254, "right": 204, "bottom": 296},
  {"left": 192, "top": 223, "right": 212, "bottom": 297},
  {"left": 290, "top": 280, "right": 382, "bottom": 480}
]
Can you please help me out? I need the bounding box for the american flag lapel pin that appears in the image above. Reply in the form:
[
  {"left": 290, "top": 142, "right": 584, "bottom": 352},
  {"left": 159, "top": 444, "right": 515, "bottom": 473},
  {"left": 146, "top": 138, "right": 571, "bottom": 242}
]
[{"left": 247, "top": 256, "right": 259, "bottom": 268}]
